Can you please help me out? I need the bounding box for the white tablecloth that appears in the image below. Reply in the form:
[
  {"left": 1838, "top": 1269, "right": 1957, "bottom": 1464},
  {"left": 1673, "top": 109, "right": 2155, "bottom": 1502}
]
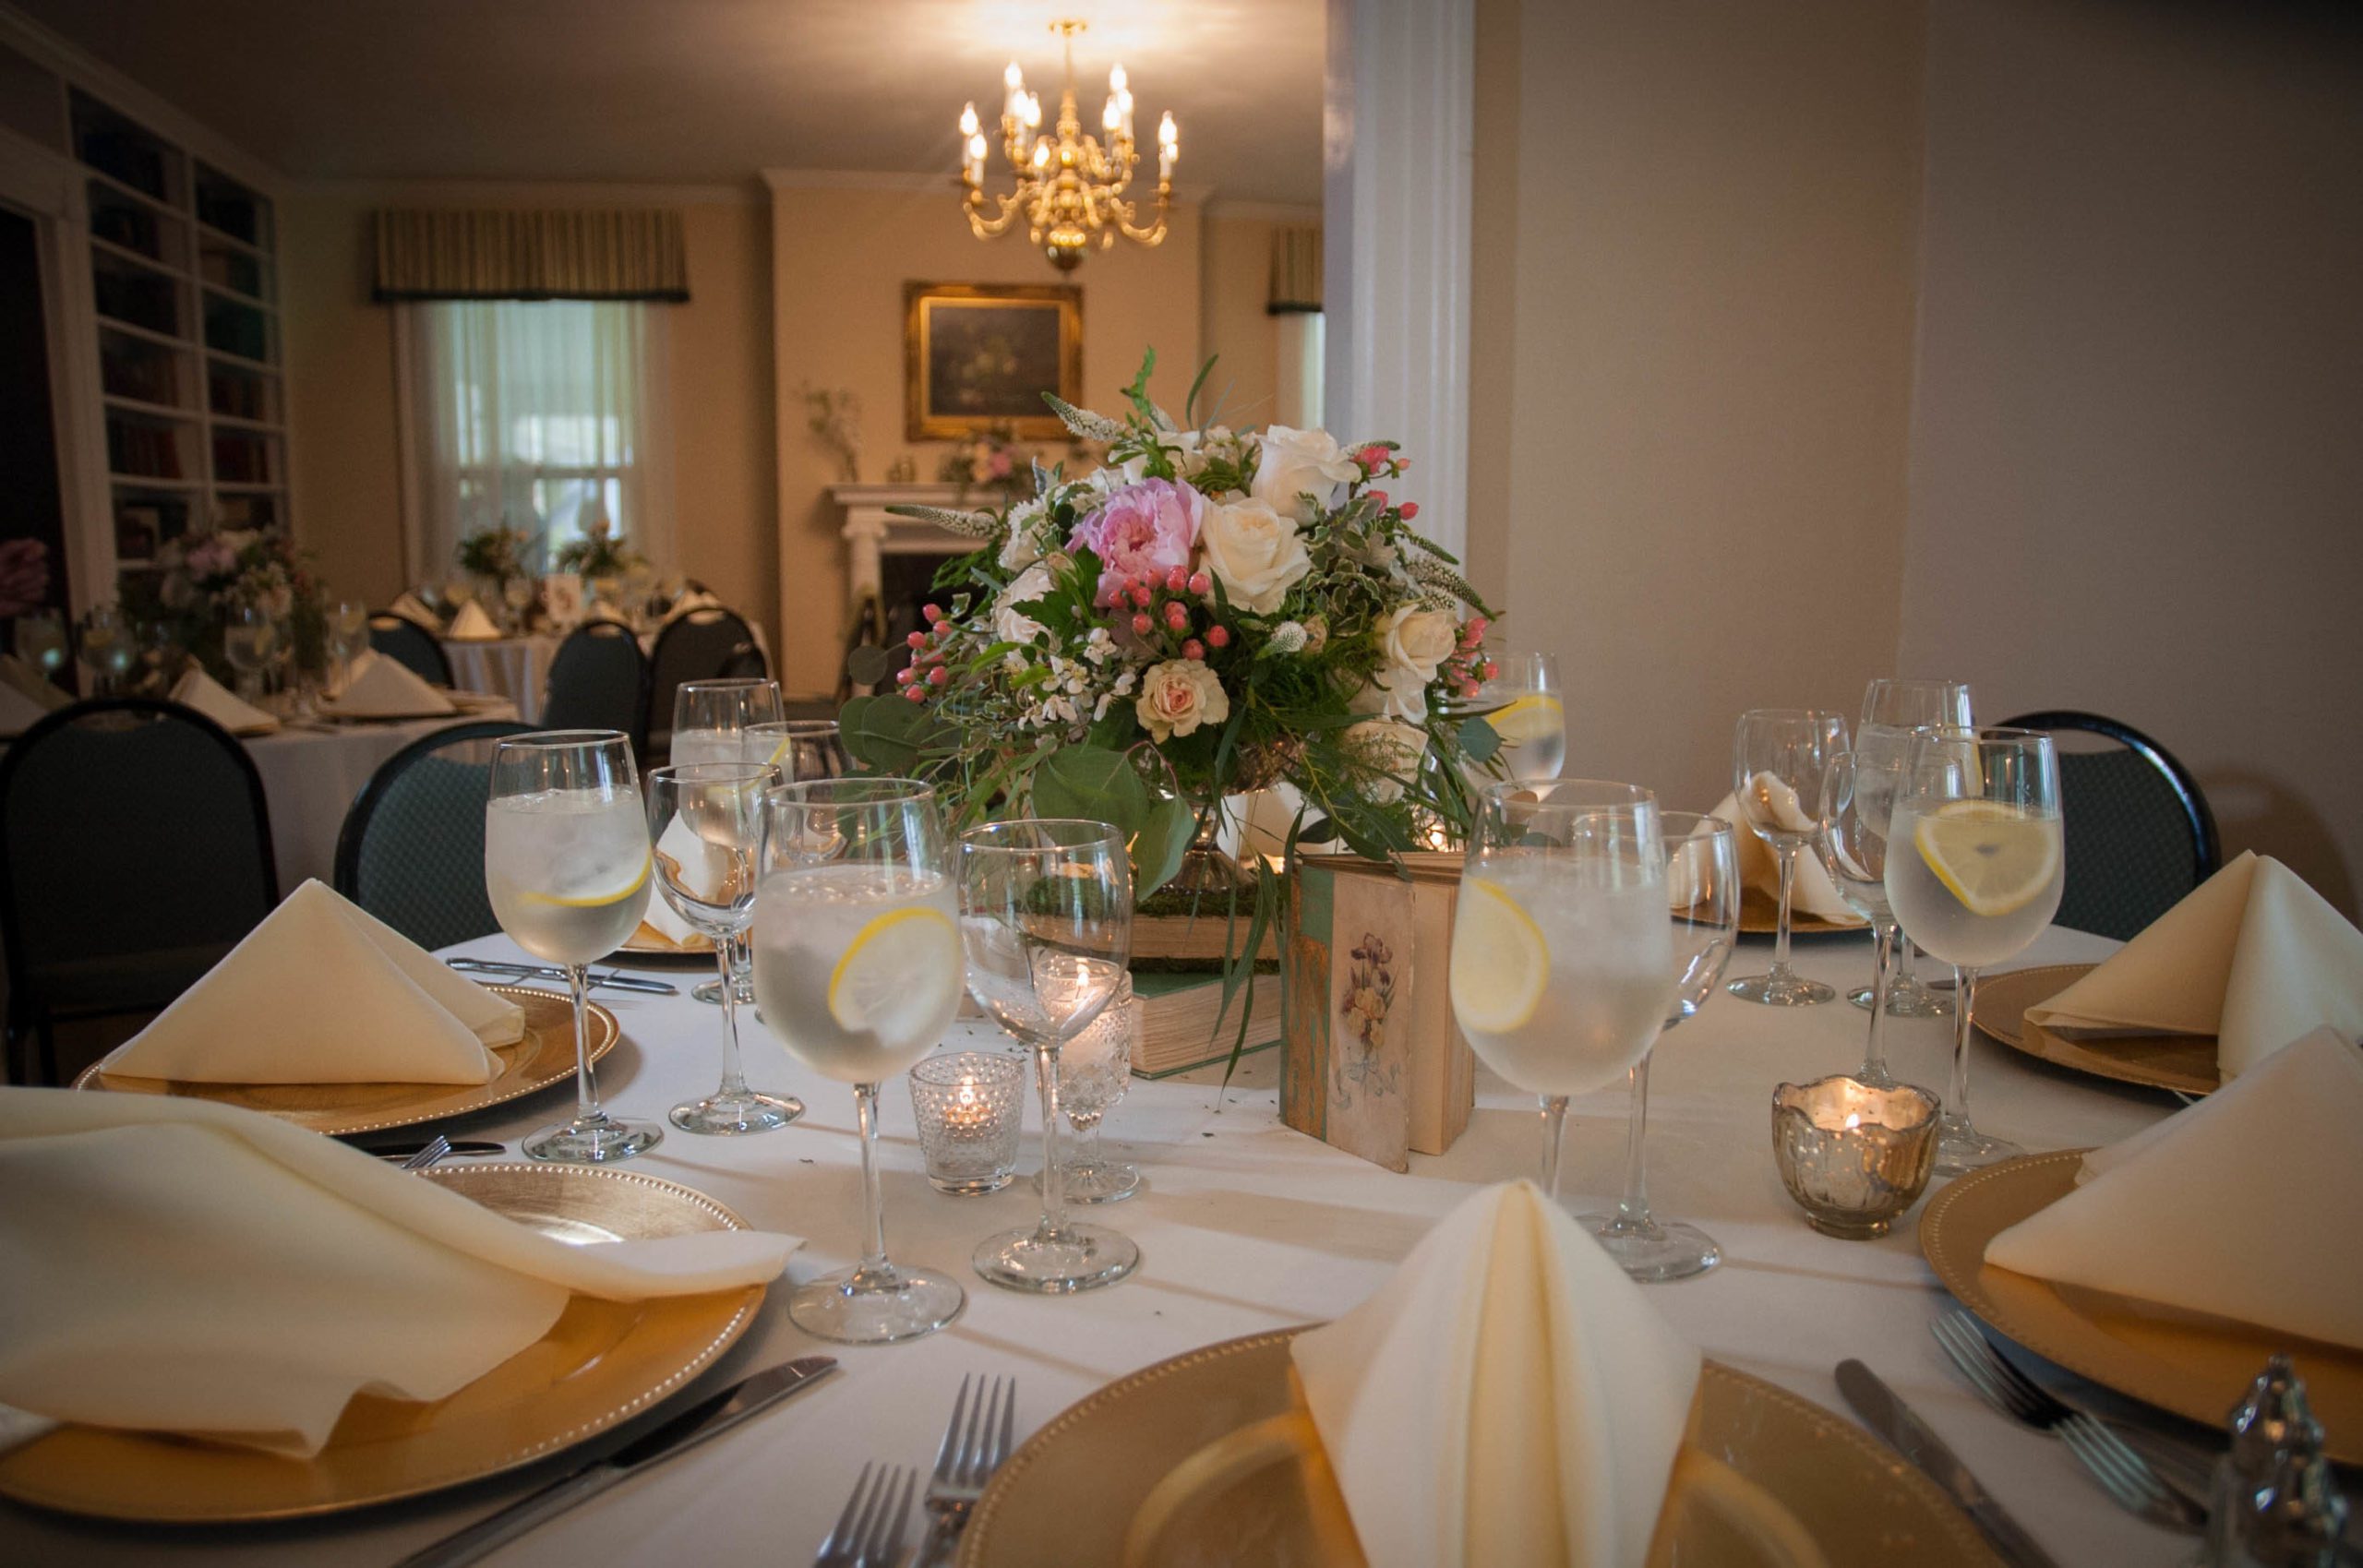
[
  {"left": 2, "top": 924, "right": 2235, "bottom": 1566},
  {"left": 441, "top": 638, "right": 558, "bottom": 724},
  {"left": 244, "top": 709, "right": 518, "bottom": 890}
]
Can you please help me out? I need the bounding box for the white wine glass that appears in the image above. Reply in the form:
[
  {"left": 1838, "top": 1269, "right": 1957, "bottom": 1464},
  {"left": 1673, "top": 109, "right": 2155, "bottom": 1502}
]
[
  {"left": 752, "top": 777, "right": 966, "bottom": 1343},
  {"left": 1578, "top": 811, "right": 1739, "bottom": 1280},
  {"left": 960, "top": 819, "right": 1138, "bottom": 1294},
  {"left": 747, "top": 719, "right": 852, "bottom": 785},
  {"left": 646, "top": 763, "right": 802, "bottom": 1136},
  {"left": 1726, "top": 709, "right": 1849, "bottom": 1006},
  {"left": 14, "top": 610, "right": 66, "bottom": 681},
  {"left": 1449, "top": 779, "right": 1673, "bottom": 1200},
  {"left": 324, "top": 598, "right": 369, "bottom": 696},
  {"left": 1857, "top": 679, "right": 1974, "bottom": 1019},
  {"left": 77, "top": 604, "right": 135, "bottom": 698},
  {"left": 222, "top": 603, "right": 279, "bottom": 707},
  {"left": 1816, "top": 743, "right": 1910, "bottom": 1087},
  {"left": 1887, "top": 727, "right": 2064, "bottom": 1175},
  {"left": 1470, "top": 650, "right": 1565, "bottom": 783},
  {"left": 486, "top": 729, "right": 663, "bottom": 1164},
  {"left": 674, "top": 678, "right": 786, "bottom": 1005}
]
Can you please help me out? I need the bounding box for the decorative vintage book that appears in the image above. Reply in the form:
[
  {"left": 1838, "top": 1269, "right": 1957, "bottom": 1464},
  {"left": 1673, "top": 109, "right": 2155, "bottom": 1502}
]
[
  {"left": 1281, "top": 852, "right": 1477, "bottom": 1171},
  {"left": 1130, "top": 972, "right": 1284, "bottom": 1078}
]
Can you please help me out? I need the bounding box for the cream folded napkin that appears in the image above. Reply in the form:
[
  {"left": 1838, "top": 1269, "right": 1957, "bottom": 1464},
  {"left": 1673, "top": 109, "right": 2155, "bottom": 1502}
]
[
  {"left": 637, "top": 815, "right": 717, "bottom": 948},
  {"left": 1985, "top": 1028, "right": 2363, "bottom": 1349},
  {"left": 0, "top": 1088, "right": 797, "bottom": 1454},
  {"left": 666, "top": 588, "right": 724, "bottom": 621},
  {"left": 447, "top": 600, "right": 501, "bottom": 640},
  {"left": 388, "top": 590, "right": 442, "bottom": 628},
  {"left": 0, "top": 679, "right": 48, "bottom": 736},
  {"left": 1292, "top": 1180, "right": 1701, "bottom": 1568},
  {"left": 100, "top": 880, "right": 520, "bottom": 1085},
  {"left": 170, "top": 666, "right": 280, "bottom": 736},
  {"left": 1707, "top": 784, "right": 1856, "bottom": 922},
  {"left": 0, "top": 654, "right": 71, "bottom": 712},
  {"left": 2024, "top": 852, "right": 2363, "bottom": 1080},
  {"left": 325, "top": 649, "right": 455, "bottom": 717}
]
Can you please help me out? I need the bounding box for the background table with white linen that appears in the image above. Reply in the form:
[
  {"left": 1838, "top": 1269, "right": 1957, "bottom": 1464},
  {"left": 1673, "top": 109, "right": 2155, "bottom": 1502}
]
[
  {"left": 441, "top": 637, "right": 558, "bottom": 724},
  {"left": 245, "top": 708, "right": 517, "bottom": 888},
  {"left": 4, "top": 924, "right": 2238, "bottom": 1567}
]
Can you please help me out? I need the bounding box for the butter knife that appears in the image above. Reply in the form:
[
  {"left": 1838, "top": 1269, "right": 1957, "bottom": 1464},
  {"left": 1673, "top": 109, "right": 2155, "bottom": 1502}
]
[
  {"left": 1836, "top": 1359, "right": 2061, "bottom": 1568},
  {"left": 394, "top": 1356, "right": 837, "bottom": 1568}
]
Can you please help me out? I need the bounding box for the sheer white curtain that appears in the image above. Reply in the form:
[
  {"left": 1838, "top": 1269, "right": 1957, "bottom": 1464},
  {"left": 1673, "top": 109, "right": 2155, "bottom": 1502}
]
[
  {"left": 1276, "top": 312, "right": 1325, "bottom": 431},
  {"left": 397, "top": 300, "right": 673, "bottom": 584}
]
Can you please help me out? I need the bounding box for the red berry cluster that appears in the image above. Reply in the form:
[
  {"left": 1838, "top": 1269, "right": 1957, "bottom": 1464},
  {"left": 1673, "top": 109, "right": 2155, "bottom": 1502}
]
[
  {"left": 894, "top": 602, "right": 956, "bottom": 702},
  {"left": 1115, "top": 565, "right": 1229, "bottom": 663},
  {"left": 1444, "top": 616, "right": 1496, "bottom": 701}
]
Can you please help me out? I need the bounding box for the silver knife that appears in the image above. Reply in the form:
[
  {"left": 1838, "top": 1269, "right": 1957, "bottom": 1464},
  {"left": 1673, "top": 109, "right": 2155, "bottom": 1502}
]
[
  {"left": 393, "top": 1356, "right": 837, "bottom": 1568},
  {"left": 446, "top": 957, "right": 678, "bottom": 996},
  {"left": 1836, "top": 1359, "right": 2062, "bottom": 1568}
]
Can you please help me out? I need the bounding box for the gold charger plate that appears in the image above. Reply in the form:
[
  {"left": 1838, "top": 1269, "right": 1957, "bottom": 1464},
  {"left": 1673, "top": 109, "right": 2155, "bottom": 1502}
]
[
  {"left": 1921, "top": 1151, "right": 2363, "bottom": 1463},
  {"left": 956, "top": 1329, "right": 1999, "bottom": 1568},
  {"left": 1738, "top": 886, "right": 1868, "bottom": 936},
  {"left": 0, "top": 1162, "right": 765, "bottom": 1522},
  {"left": 72, "top": 986, "right": 619, "bottom": 1136},
  {"left": 1971, "top": 964, "right": 2218, "bottom": 1096}
]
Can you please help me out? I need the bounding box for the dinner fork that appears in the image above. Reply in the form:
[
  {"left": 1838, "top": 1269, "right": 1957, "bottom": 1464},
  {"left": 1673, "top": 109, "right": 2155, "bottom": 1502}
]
[
  {"left": 917, "top": 1374, "right": 1018, "bottom": 1564},
  {"left": 813, "top": 1461, "right": 916, "bottom": 1568},
  {"left": 399, "top": 1134, "right": 452, "bottom": 1171},
  {"left": 1930, "top": 1311, "right": 2206, "bottom": 1534}
]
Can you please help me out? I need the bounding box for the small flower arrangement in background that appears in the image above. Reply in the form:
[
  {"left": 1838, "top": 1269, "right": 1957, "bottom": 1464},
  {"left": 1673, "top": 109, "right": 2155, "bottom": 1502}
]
[
  {"left": 937, "top": 424, "right": 1033, "bottom": 501},
  {"left": 126, "top": 523, "right": 326, "bottom": 684},
  {"left": 551, "top": 513, "right": 642, "bottom": 581},
  {"left": 457, "top": 523, "right": 536, "bottom": 588},
  {"left": 803, "top": 385, "right": 863, "bottom": 483}
]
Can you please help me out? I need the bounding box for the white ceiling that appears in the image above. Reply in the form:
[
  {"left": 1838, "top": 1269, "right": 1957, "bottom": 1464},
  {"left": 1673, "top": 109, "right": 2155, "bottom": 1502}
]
[{"left": 18, "top": 0, "right": 1325, "bottom": 205}]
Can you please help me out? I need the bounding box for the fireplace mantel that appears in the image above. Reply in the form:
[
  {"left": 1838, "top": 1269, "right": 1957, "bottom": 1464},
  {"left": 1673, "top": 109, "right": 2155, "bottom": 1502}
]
[{"left": 831, "top": 484, "right": 981, "bottom": 621}]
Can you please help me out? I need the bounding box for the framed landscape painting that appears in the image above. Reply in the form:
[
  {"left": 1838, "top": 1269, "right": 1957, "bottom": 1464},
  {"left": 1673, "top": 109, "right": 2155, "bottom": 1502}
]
[{"left": 905, "top": 282, "right": 1082, "bottom": 441}]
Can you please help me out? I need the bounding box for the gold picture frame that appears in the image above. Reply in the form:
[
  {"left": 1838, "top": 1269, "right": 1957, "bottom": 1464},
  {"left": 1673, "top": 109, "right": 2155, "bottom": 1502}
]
[{"left": 905, "top": 282, "right": 1083, "bottom": 441}]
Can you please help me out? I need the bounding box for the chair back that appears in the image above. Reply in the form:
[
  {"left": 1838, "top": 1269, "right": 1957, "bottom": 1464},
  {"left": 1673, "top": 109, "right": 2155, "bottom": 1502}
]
[
  {"left": 645, "top": 607, "right": 762, "bottom": 749},
  {"left": 2001, "top": 710, "right": 2222, "bottom": 940},
  {"left": 0, "top": 699, "right": 278, "bottom": 1009},
  {"left": 333, "top": 720, "right": 534, "bottom": 951},
  {"left": 368, "top": 614, "right": 454, "bottom": 687},
  {"left": 542, "top": 620, "right": 650, "bottom": 749}
]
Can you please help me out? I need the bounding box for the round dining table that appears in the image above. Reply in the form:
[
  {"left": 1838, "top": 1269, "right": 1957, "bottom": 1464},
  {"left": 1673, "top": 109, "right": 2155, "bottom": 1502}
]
[
  {"left": 440, "top": 637, "right": 558, "bottom": 724},
  {"left": 242, "top": 707, "right": 519, "bottom": 890},
  {"left": 3, "top": 921, "right": 2239, "bottom": 1567}
]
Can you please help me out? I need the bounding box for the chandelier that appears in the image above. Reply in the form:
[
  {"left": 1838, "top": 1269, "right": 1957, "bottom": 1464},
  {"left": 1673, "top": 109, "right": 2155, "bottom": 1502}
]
[{"left": 957, "top": 19, "right": 1178, "bottom": 271}]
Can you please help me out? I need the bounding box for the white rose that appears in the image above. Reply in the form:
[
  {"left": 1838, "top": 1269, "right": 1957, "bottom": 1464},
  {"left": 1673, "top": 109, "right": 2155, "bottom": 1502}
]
[
  {"left": 1350, "top": 671, "right": 1428, "bottom": 725},
  {"left": 1117, "top": 431, "right": 1200, "bottom": 485},
  {"left": 1344, "top": 719, "right": 1428, "bottom": 804},
  {"left": 993, "top": 563, "right": 1053, "bottom": 646},
  {"left": 1250, "top": 425, "right": 1361, "bottom": 520},
  {"left": 1379, "top": 604, "right": 1459, "bottom": 686},
  {"left": 997, "top": 500, "right": 1049, "bottom": 570},
  {"left": 1198, "top": 498, "right": 1312, "bottom": 615},
  {"left": 1134, "top": 659, "right": 1229, "bottom": 742}
]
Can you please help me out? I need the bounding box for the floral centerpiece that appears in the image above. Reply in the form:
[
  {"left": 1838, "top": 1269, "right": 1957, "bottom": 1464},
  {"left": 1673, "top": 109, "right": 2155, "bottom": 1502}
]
[
  {"left": 552, "top": 514, "right": 642, "bottom": 581},
  {"left": 126, "top": 524, "right": 326, "bottom": 686},
  {"left": 457, "top": 522, "right": 536, "bottom": 589},
  {"left": 839, "top": 352, "right": 1505, "bottom": 1009},
  {"left": 937, "top": 423, "right": 1033, "bottom": 502}
]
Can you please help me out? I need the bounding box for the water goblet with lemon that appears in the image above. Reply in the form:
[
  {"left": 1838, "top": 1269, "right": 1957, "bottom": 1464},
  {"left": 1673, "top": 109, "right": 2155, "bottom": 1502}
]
[
  {"left": 1469, "top": 650, "right": 1565, "bottom": 782},
  {"left": 486, "top": 730, "right": 664, "bottom": 1163},
  {"left": 1885, "top": 727, "right": 2064, "bottom": 1175}
]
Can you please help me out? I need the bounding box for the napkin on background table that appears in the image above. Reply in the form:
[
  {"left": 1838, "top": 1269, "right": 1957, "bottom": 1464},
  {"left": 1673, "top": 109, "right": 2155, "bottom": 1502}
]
[
  {"left": 1291, "top": 1180, "right": 1702, "bottom": 1568},
  {"left": 99, "top": 880, "right": 520, "bottom": 1085},
  {"left": 665, "top": 589, "right": 724, "bottom": 621},
  {"left": 169, "top": 666, "right": 280, "bottom": 736},
  {"left": 2024, "top": 852, "right": 2363, "bottom": 1079},
  {"left": 1985, "top": 1028, "right": 2363, "bottom": 1350},
  {"left": 0, "top": 1088, "right": 798, "bottom": 1454},
  {"left": 1706, "top": 783, "right": 1856, "bottom": 922},
  {"left": 446, "top": 600, "right": 501, "bottom": 640},
  {"left": 0, "top": 654, "right": 70, "bottom": 712},
  {"left": 325, "top": 649, "right": 456, "bottom": 717},
  {"left": 387, "top": 590, "right": 442, "bottom": 628},
  {"left": 0, "top": 680, "right": 49, "bottom": 736}
]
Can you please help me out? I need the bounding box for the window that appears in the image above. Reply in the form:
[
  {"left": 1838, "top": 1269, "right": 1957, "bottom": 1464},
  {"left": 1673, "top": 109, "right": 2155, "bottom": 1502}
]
[{"left": 399, "top": 299, "right": 672, "bottom": 584}]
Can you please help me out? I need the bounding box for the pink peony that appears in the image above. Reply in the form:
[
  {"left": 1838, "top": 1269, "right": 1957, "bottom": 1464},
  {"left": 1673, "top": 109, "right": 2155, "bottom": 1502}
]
[{"left": 1068, "top": 480, "right": 1204, "bottom": 606}]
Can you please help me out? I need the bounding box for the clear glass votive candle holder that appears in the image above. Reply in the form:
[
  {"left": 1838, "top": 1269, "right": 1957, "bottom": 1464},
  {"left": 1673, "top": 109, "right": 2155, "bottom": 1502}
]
[
  {"left": 909, "top": 1052, "right": 1026, "bottom": 1195},
  {"left": 1769, "top": 1075, "right": 1941, "bottom": 1239}
]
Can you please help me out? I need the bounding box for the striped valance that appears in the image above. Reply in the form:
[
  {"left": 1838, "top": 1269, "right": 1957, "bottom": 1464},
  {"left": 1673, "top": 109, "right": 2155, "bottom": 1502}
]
[
  {"left": 371, "top": 209, "right": 690, "bottom": 303},
  {"left": 1268, "top": 224, "right": 1322, "bottom": 314}
]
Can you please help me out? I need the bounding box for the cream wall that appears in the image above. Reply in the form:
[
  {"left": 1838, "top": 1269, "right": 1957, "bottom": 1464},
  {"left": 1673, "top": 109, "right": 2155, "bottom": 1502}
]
[
  {"left": 1899, "top": 0, "right": 2363, "bottom": 913},
  {"left": 1199, "top": 213, "right": 1282, "bottom": 431},
  {"left": 281, "top": 189, "right": 777, "bottom": 645},
  {"left": 766, "top": 182, "right": 1204, "bottom": 696},
  {"left": 1465, "top": 0, "right": 1926, "bottom": 813}
]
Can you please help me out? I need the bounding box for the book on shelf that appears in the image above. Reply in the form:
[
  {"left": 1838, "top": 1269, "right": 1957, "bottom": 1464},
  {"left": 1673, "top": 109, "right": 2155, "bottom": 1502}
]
[{"left": 1130, "top": 970, "right": 1283, "bottom": 1079}]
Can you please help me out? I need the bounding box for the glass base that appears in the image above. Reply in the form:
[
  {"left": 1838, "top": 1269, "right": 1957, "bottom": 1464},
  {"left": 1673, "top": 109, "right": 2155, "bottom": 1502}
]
[
  {"left": 1849, "top": 976, "right": 1952, "bottom": 1018},
  {"left": 1035, "top": 1160, "right": 1143, "bottom": 1204},
  {"left": 1728, "top": 971, "right": 1837, "bottom": 1006},
  {"left": 669, "top": 1089, "right": 803, "bottom": 1136},
  {"left": 1577, "top": 1211, "right": 1721, "bottom": 1282},
  {"left": 522, "top": 1113, "right": 664, "bottom": 1164},
  {"left": 974, "top": 1222, "right": 1140, "bottom": 1294},
  {"left": 691, "top": 975, "right": 756, "bottom": 1006},
  {"left": 1934, "top": 1113, "right": 2022, "bottom": 1178},
  {"left": 788, "top": 1263, "right": 966, "bottom": 1345}
]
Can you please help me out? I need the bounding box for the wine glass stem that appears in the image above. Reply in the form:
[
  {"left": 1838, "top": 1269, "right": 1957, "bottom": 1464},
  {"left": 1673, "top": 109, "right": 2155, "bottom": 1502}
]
[
  {"left": 712, "top": 934, "right": 750, "bottom": 1098},
  {"left": 1035, "top": 1043, "right": 1067, "bottom": 1237},
  {"left": 1949, "top": 965, "right": 1981, "bottom": 1124},
  {"left": 567, "top": 962, "right": 604, "bottom": 1126},
  {"left": 1896, "top": 934, "right": 1919, "bottom": 988},
  {"left": 1615, "top": 1054, "right": 1654, "bottom": 1227},
  {"left": 851, "top": 1081, "right": 894, "bottom": 1283},
  {"left": 1538, "top": 1095, "right": 1570, "bottom": 1202},
  {"left": 1864, "top": 923, "right": 1897, "bottom": 1082},
  {"left": 1771, "top": 843, "right": 1798, "bottom": 977}
]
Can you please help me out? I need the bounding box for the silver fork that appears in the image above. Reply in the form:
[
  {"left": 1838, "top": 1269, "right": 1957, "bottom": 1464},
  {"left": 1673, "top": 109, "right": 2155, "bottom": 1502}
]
[
  {"left": 918, "top": 1374, "right": 1018, "bottom": 1564},
  {"left": 1931, "top": 1311, "right": 2206, "bottom": 1534},
  {"left": 813, "top": 1462, "right": 916, "bottom": 1568},
  {"left": 399, "top": 1135, "right": 452, "bottom": 1171}
]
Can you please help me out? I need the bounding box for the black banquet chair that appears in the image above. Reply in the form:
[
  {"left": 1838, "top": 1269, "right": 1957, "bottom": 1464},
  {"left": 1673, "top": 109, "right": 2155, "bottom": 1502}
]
[
  {"left": 540, "top": 620, "right": 650, "bottom": 752},
  {"left": 333, "top": 721, "right": 534, "bottom": 952},
  {"left": 2001, "top": 710, "right": 2222, "bottom": 941},
  {"left": 368, "top": 612, "right": 454, "bottom": 687},
  {"left": 0, "top": 699, "right": 279, "bottom": 1084},
  {"left": 645, "top": 607, "right": 766, "bottom": 755}
]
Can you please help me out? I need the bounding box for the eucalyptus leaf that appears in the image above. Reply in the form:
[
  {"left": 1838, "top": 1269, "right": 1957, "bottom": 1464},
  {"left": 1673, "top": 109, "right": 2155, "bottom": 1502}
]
[
  {"left": 1457, "top": 715, "right": 1502, "bottom": 765},
  {"left": 1130, "top": 794, "right": 1195, "bottom": 900},
  {"left": 846, "top": 644, "right": 894, "bottom": 688},
  {"left": 1031, "top": 746, "right": 1150, "bottom": 838},
  {"left": 839, "top": 694, "right": 934, "bottom": 772}
]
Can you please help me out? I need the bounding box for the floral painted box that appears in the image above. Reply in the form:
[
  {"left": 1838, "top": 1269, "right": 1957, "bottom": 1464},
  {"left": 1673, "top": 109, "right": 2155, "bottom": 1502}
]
[{"left": 1280, "top": 853, "right": 1476, "bottom": 1171}]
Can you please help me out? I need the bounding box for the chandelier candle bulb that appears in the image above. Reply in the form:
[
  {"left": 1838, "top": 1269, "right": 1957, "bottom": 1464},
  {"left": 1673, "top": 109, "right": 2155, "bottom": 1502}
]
[{"left": 1769, "top": 1075, "right": 1941, "bottom": 1239}]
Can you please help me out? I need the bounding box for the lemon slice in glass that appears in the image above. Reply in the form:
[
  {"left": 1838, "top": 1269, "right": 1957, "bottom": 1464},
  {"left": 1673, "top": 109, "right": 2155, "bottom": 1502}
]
[
  {"left": 1913, "top": 801, "right": 2058, "bottom": 917},
  {"left": 1486, "top": 694, "right": 1565, "bottom": 746},
  {"left": 524, "top": 850, "right": 652, "bottom": 908},
  {"left": 829, "top": 905, "right": 964, "bottom": 1039},
  {"left": 1448, "top": 878, "right": 1551, "bottom": 1035}
]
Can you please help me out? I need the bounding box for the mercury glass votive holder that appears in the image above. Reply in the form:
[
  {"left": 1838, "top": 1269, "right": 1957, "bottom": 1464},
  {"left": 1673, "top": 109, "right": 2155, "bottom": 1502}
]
[
  {"left": 909, "top": 1052, "right": 1026, "bottom": 1195},
  {"left": 1769, "top": 1075, "right": 1941, "bottom": 1239}
]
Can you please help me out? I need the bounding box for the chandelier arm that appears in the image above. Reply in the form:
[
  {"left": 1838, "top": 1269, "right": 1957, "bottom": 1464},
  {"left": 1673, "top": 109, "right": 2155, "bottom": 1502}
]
[
  {"left": 1113, "top": 191, "right": 1171, "bottom": 245},
  {"left": 964, "top": 188, "right": 1027, "bottom": 238}
]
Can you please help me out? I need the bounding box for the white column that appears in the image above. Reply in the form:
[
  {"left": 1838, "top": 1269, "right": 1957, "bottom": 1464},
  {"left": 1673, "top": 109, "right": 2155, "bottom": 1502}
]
[
  {"left": 1323, "top": 0, "right": 1475, "bottom": 561},
  {"left": 1274, "top": 312, "right": 1326, "bottom": 430}
]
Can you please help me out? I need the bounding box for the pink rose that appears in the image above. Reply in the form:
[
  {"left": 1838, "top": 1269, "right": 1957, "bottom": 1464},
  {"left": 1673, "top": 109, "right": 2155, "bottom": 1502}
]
[{"left": 1068, "top": 479, "right": 1204, "bottom": 606}]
